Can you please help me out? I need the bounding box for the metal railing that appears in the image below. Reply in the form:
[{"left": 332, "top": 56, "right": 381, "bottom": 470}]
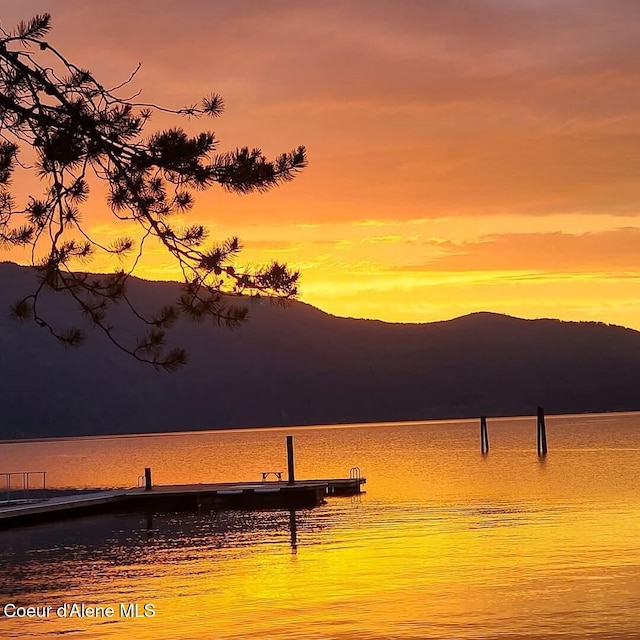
[{"left": 0, "top": 471, "right": 47, "bottom": 504}]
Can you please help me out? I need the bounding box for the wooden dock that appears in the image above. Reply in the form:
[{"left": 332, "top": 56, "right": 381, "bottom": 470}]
[
  {"left": 0, "top": 477, "right": 366, "bottom": 529},
  {"left": 0, "top": 436, "right": 365, "bottom": 530}
]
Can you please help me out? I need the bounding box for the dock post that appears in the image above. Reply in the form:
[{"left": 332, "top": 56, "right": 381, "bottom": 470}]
[
  {"left": 286, "top": 435, "right": 295, "bottom": 485},
  {"left": 144, "top": 467, "right": 152, "bottom": 491},
  {"left": 536, "top": 407, "right": 548, "bottom": 456},
  {"left": 480, "top": 416, "right": 489, "bottom": 454}
]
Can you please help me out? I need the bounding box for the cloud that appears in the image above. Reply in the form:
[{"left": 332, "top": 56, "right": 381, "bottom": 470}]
[
  {"left": 5, "top": 1, "right": 640, "bottom": 224},
  {"left": 362, "top": 235, "right": 405, "bottom": 244},
  {"left": 393, "top": 228, "right": 640, "bottom": 272}
]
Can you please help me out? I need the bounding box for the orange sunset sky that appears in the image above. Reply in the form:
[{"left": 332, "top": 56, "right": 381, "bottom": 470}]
[{"left": 3, "top": 1, "right": 640, "bottom": 328}]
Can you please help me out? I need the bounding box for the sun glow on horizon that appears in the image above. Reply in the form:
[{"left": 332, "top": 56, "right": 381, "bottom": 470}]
[{"left": 2, "top": 2, "right": 640, "bottom": 331}]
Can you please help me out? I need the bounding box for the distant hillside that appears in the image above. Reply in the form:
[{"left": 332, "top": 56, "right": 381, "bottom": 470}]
[{"left": 1, "top": 261, "right": 639, "bottom": 439}]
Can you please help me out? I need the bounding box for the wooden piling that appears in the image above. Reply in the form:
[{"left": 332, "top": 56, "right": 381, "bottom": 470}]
[
  {"left": 480, "top": 416, "right": 489, "bottom": 454},
  {"left": 144, "top": 467, "right": 152, "bottom": 491},
  {"left": 286, "top": 435, "right": 295, "bottom": 485},
  {"left": 537, "top": 407, "right": 548, "bottom": 456}
]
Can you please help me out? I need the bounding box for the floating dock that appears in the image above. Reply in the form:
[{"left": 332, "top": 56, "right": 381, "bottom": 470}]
[
  {"left": 0, "top": 435, "right": 366, "bottom": 529},
  {"left": 0, "top": 477, "right": 366, "bottom": 530}
]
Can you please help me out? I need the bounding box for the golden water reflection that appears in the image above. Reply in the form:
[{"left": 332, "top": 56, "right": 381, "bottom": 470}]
[{"left": 1, "top": 413, "right": 640, "bottom": 638}]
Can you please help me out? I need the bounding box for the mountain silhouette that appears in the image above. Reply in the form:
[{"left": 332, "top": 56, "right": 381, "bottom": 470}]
[{"left": 1, "top": 261, "right": 639, "bottom": 439}]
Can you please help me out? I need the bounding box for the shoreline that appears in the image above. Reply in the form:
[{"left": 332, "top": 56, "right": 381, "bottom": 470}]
[{"left": 0, "top": 408, "right": 638, "bottom": 445}]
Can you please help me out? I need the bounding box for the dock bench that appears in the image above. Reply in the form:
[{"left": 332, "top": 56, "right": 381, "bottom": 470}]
[{"left": 261, "top": 471, "right": 284, "bottom": 481}]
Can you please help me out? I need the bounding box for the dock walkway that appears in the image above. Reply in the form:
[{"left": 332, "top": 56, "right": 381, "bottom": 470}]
[{"left": 0, "top": 489, "right": 126, "bottom": 523}]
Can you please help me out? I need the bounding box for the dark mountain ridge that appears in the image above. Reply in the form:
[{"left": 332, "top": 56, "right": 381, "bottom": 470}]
[{"left": 1, "top": 261, "right": 639, "bottom": 439}]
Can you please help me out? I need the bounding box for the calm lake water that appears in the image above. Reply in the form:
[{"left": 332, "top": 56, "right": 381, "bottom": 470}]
[{"left": 1, "top": 413, "right": 640, "bottom": 639}]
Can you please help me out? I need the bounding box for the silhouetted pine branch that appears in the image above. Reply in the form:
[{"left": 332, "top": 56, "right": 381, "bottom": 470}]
[{"left": 0, "top": 13, "right": 307, "bottom": 370}]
